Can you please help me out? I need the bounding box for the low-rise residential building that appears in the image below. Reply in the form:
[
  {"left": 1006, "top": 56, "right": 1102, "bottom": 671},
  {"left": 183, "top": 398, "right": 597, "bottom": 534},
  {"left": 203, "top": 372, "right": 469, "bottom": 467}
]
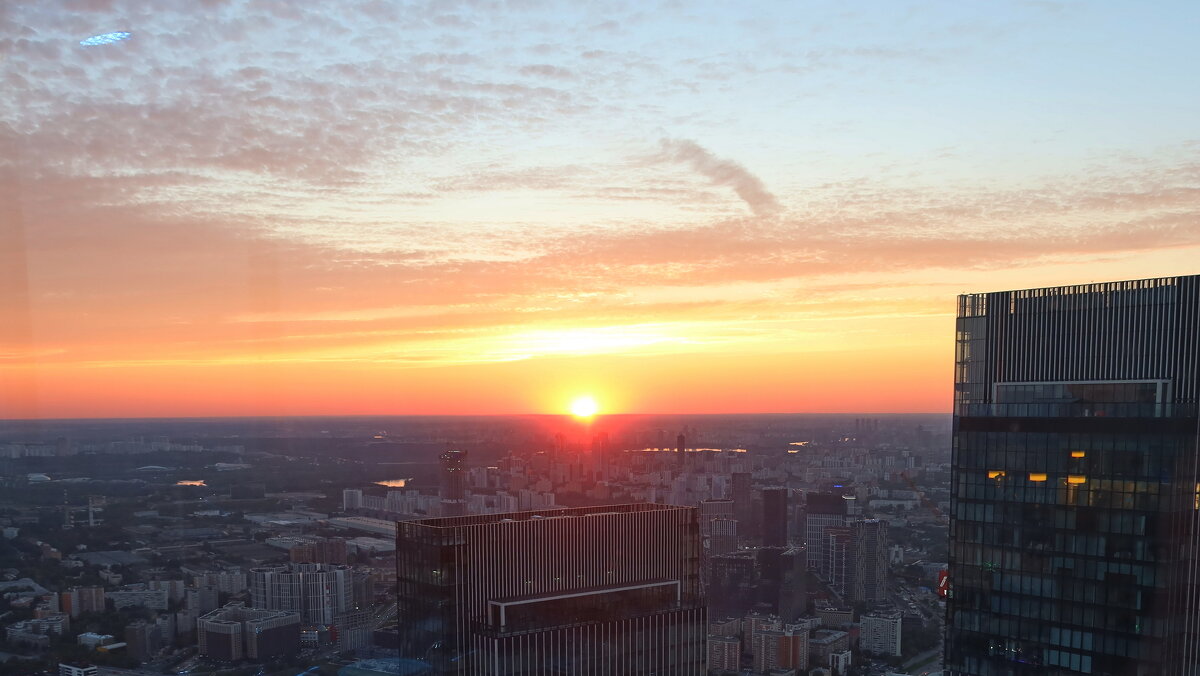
[
  {"left": 108, "top": 588, "right": 169, "bottom": 611},
  {"left": 815, "top": 606, "right": 853, "bottom": 629},
  {"left": 197, "top": 602, "right": 300, "bottom": 662},
  {"left": 809, "top": 629, "right": 850, "bottom": 666},
  {"left": 77, "top": 632, "right": 115, "bottom": 649},
  {"left": 6, "top": 614, "right": 70, "bottom": 648}
]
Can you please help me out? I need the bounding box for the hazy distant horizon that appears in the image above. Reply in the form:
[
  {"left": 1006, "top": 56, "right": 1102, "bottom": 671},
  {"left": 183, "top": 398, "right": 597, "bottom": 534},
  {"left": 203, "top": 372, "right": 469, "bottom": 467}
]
[{"left": 0, "top": 410, "right": 952, "bottom": 424}]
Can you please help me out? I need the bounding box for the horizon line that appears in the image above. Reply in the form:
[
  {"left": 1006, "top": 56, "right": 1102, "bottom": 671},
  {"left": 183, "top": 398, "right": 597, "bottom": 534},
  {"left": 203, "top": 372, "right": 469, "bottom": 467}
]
[{"left": 0, "top": 410, "right": 953, "bottom": 424}]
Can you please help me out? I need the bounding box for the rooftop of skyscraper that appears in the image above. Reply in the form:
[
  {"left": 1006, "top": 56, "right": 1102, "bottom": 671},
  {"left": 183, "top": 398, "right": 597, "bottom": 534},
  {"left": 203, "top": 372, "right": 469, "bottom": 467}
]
[{"left": 407, "top": 502, "right": 692, "bottom": 529}]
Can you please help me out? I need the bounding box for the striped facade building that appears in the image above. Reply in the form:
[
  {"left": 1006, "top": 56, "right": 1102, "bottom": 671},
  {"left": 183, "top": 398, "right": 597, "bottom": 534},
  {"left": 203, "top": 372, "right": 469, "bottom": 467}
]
[
  {"left": 396, "top": 502, "right": 705, "bottom": 675},
  {"left": 248, "top": 562, "right": 354, "bottom": 625},
  {"left": 947, "top": 275, "right": 1200, "bottom": 676}
]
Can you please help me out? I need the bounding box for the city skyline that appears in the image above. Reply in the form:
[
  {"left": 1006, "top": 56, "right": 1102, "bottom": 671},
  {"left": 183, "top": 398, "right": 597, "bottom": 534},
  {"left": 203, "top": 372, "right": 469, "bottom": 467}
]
[{"left": 5, "top": 1, "right": 1200, "bottom": 419}]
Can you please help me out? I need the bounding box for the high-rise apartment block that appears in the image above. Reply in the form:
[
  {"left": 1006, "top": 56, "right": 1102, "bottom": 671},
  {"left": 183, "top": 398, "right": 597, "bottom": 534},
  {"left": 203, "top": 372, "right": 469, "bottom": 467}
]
[
  {"left": 710, "top": 550, "right": 759, "bottom": 618},
  {"left": 700, "top": 498, "right": 735, "bottom": 537},
  {"left": 186, "top": 584, "right": 220, "bottom": 615},
  {"left": 850, "top": 519, "right": 887, "bottom": 603},
  {"left": 761, "top": 487, "right": 789, "bottom": 547},
  {"left": 396, "top": 503, "right": 705, "bottom": 674},
  {"left": 804, "top": 493, "right": 850, "bottom": 577},
  {"left": 750, "top": 622, "right": 809, "bottom": 673},
  {"left": 707, "top": 633, "right": 741, "bottom": 672},
  {"left": 710, "top": 517, "right": 739, "bottom": 557},
  {"left": 947, "top": 276, "right": 1200, "bottom": 676},
  {"left": 191, "top": 569, "right": 247, "bottom": 595},
  {"left": 732, "top": 471, "right": 755, "bottom": 540},
  {"left": 826, "top": 526, "right": 853, "bottom": 600},
  {"left": 123, "top": 620, "right": 161, "bottom": 662},
  {"left": 859, "top": 611, "right": 902, "bottom": 657},
  {"left": 61, "top": 587, "right": 105, "bottom": 618},
  {"left": 249, "top": 562, "right": 353, "bottom": 625},
  {"left": 707, "top": 546, "right": 806, "bottom": 622},
  {"left": 821, "top": 517, "right": 886, "bottom": 604},
  {"left": 765, "top": 546, "right": 808, "bottom": 620}
]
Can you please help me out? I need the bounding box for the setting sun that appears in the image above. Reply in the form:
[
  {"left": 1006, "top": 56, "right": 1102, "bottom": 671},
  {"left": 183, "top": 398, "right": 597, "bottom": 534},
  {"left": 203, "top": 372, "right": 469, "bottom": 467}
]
[{"left": 570, "top": 396, "right": 599, "bottom": 419}]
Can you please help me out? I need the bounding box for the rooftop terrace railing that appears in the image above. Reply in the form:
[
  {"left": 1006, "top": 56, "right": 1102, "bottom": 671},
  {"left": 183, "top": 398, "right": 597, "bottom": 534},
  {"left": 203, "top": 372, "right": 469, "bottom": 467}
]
[{"left": 956, "top": 401, "right": 1199, "bottom": 418}]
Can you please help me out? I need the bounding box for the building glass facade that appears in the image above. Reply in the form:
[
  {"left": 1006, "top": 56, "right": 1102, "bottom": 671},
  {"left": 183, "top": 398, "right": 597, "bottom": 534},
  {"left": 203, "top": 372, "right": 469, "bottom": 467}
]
[
  {"left": 946, "top": 276, "right": 1200, "bottom": 676},
  {"left": 396, "top": 502, "right": 705, "bottom": 675}
]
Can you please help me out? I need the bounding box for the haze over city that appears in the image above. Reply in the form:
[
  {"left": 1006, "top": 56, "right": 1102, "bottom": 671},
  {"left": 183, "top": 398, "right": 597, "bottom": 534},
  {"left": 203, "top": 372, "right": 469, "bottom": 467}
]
[{"left": 5, "top": 1, "right": 1200, "bottom": 419}]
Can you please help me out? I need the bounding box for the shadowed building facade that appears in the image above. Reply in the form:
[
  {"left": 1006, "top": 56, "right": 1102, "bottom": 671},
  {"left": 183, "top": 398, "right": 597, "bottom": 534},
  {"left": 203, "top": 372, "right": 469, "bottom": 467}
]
[
  {"left": 946, "top": 276, "right": 1200, "bottom": 676},
  {"left": 732, "top": 472, "right": 755, "bottom": 543},
  {"left": 805, "top": 492, "right": 850, "bottom": 578},
  {"left": 761, "top": 487, "right": 789, "bottom": 547},
  {"left": 196, "top": 603, "right": 300, "bottom": 662},
  {"left": 439, "top": 449, "right": 468, "bottom": 517},
  {"left": 396, "top": 503, "right": 705, "bottom": 675}
]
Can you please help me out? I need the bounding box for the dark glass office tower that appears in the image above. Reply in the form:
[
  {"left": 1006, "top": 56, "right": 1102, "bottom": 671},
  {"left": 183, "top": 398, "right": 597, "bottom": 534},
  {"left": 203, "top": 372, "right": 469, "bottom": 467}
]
[
  {"left": 732, "top": 471, "right": 755, "bottom": 541},
  {"left": 761, "top": 486, "right": 789, "bottom": 547},
  {"left": 851, "top": 518, "right": 888, "bottom": 604},
  {"left": 439, "top": 449, "right": 468, "bottom": 517},
  {"left": 396, "top": 503, "right": 705, "bottom": 675},
  {"left": 946, "top": 276, "right": 1200, "bottom": 676},
  {"left": 805, "top": 492, "right": 849, "bottom": 578}
]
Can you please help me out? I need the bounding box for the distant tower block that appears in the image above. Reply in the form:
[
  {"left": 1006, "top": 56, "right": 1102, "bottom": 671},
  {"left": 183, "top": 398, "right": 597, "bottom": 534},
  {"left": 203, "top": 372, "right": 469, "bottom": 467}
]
[
  {"left": 439, "top": 449, "right": 468, "bottom": 517},
  {"left": 87, "top": 496, "right": 104, "bottom": 527},
  {"left": 709, "top": 517, "right": 739, "bottom": 556},
  {"left": 731, "top": 471, "right": 754, "bottom": 541},
  {"left": 699, "top": 498, "right": 734, "bottom": 537},
  {"left": 591, "top": 431, "right": 609, "bottom": 458},
  {"left": 676, "top": 432, "right": 686, "bottom": 473},
  {"left": 63, "top": 489, "right": 74, "bottom": 529},
  {"left": 761, "top": 486, "right": 789, "bottom": 547}
]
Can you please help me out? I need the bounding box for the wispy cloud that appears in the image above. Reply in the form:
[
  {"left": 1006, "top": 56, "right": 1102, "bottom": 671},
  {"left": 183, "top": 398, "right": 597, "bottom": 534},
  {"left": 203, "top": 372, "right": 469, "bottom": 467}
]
[{"left": 656, "top": 139, "right": 783, "bottom": 217}]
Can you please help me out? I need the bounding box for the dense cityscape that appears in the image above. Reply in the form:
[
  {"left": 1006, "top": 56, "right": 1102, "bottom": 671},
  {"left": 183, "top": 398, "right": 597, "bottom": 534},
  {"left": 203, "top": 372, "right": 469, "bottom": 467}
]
[
  {"left": 6, "top": 275, "right": 1200, "bottom": 676},
  {"left": 0, "top": 411, "right": 950, "bottom": 675}
]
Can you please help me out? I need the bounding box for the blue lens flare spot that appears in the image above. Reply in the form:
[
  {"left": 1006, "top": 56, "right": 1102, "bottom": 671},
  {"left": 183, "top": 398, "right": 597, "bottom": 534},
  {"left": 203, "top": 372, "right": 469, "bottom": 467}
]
[{"left": 80, "top": 32, "right": 132, "bottom": 47}]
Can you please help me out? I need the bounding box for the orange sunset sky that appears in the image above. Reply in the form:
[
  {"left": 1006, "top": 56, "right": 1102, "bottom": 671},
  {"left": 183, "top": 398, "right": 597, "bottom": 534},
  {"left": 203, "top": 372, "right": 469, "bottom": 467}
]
[{"left": 3, "top": 1, "right": 1200, "bottom": 419}]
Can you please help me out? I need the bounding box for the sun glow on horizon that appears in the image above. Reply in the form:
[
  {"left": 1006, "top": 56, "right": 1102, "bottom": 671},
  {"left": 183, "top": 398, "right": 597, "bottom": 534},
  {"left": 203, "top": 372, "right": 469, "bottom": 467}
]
[{"left": 570, "top": 395, "right": 599, "bottom": 419}]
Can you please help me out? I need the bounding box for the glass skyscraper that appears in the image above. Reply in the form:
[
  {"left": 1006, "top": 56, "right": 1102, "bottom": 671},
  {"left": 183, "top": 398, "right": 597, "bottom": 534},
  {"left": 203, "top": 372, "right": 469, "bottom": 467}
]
[
  {"left": 946, "top": 276, "right": 1200, "bottom": 676},
  {"left": 396, "top": 503, "right": 705, "bottom": 675}
]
